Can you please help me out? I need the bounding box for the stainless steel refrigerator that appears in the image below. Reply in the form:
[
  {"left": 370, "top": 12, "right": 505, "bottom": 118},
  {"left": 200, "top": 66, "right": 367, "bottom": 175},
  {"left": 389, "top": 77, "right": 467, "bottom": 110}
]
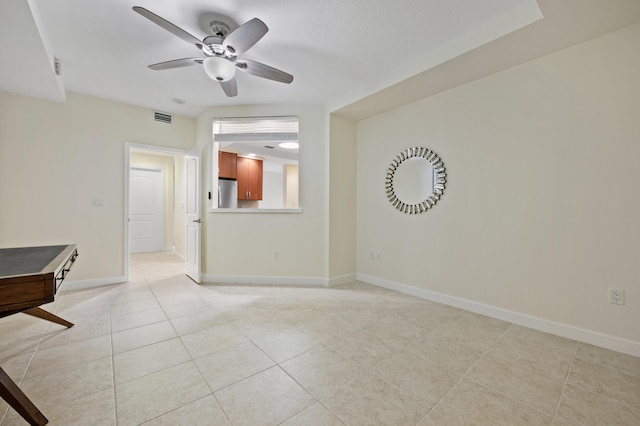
[{"left": 218, "top": 178, "right": 238, "bottom": 208}]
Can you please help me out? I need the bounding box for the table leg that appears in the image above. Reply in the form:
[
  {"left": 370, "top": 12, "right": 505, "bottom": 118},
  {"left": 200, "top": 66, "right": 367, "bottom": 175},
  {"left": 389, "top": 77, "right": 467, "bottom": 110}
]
[
  {"left": 22, "top": 307, "right": 74, "bottom": 328},
  {"left": 0, "top": 367, "right": 48, "bottom": 425}
]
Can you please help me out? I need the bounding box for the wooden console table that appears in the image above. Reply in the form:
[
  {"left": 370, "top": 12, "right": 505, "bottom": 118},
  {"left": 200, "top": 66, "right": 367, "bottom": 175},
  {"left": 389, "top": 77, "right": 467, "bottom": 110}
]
[{"left": 0, "top": 244, "right": 78, "bottom": 426}]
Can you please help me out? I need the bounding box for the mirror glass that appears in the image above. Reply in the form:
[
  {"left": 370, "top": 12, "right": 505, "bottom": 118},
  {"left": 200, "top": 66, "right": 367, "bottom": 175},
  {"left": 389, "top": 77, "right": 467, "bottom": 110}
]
[
  {"left": 385, "top": 147, "right": 446, "bottom": 214},
  {"left": 393, "top": 158, "right": 433, "bottom": 205}
]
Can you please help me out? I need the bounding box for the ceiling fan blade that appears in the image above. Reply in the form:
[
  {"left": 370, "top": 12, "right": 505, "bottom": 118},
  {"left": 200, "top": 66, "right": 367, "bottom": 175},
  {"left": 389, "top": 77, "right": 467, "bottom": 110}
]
[
  {"left": 219, "top": 78, "right": 238, "bottom": 97},
  {"left": 148, "top": 58, "right": 202, "bottom": 70},
  {"left": 133, "top": 6, "right": 203, "bottom": 48},
  {"left": 223, "top": 18, "right": 268, "bottom": 55},
  {"left": 236, "top": 59, "right": 293, "bottom": 84}
]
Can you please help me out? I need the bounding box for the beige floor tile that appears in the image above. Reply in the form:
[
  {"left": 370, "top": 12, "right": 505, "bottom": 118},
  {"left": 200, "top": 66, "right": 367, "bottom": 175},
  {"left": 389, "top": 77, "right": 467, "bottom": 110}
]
[
  {"left": 575, "top": 342, "right": 640, "bottom": 378},
  {"left": 109, "top": 287, "right": 156, "bottom": 305},
  {"left": 280, "top": 402, "right": 345, "bottom": 426},
  {"left": 25, "top": 334, "right": 112, "bottom": 378},
  {"left": 180, "top": 323, "right": 248, "bottom": 358},
  {"left": 567, "top": 357, "right": 640, "bottom": 409},
  {"left": 115, "top": 361, "right": 210, "bottom": 426},
  {"left": 321, "top": 372, "right": 427, "bottom": 426},
  {"left": 110, "top": 307, "right": 167, "bottom": 333},
  {"left": 333, "top": 306, "right": 381, "bottom": 330},
  {"left": 252, "top": 326, "right": 320, "bottom": 363},
  {"left": 281, "top": 346, "right": 366, "bottom": 399},
  {"left": 114, "top": 338, "right": 191, "bottom": 384},
  {"left": 0, "top": 352, "right": 33, "bottom": 382},
  {"left": 391, "top": 300, "right": 461, "bottom": 328},
  {"left": 3, "top": 254, "right": 637, "bottom": 426},
  {"left": 369, "top": 348, "right": 459, "bottom": 408},
  {"left": 195, "top": 341, "right": 274, "bottom": 392},
  {"left": 364, "top": 315, "right": 428, "bottom": 348},
  {"left": 466, "top": 354, "right": 563, "bottom": 415},
  {"left": 142, "top": 395, "right": 230, "bottom": 425},
  {"left": 229, "top": 313, "right": 293, "bottom": 339},
  {"left": 418, "top": 378, "right": 551, "bottom": 425},
  {"left": 109, "top": 297, "right": 160, "bottom": 317},
  {"left": 38, "top": 307, "right": 111, "bottom": 350},
  {"left": 215, "top": 366, "right": 315, "bottom": 426},
  {"left": 554, "top": 384, "right": 640, "bottom": 425},
  {"left": 488, "top": 325, "right": 576, "bottom": 382},
  {"left": 0, "top": 317, "right": 48, "bottom": 360},
  {"left": 10, "top": 387, "right": 116, "bottom": 426},
  {"left": 18, "top": 357, "right": 113, "bottom": 413},
  {"left": 169, "top": 309, "right": 231, "bottom": 336},
  {"left": 409, "top": 332, "right": 484, "bottom": 375},
  {"left": 112, "top": 320, "right": 177, "bottom": 354},
  {"left": 295, "top": 313, "right": 362, "bottom": 342},
  {"left": 429, "top": 311, "right": 510, "bottom": 352},
  {"left": 55, "top": 288, "right": 111, "bottom": 314},
  {"left": 324, "top": 329, "right": 399, "bottom": 369},
  {"left": 158, "top": 298, "right": 212, "bottom": 319}
]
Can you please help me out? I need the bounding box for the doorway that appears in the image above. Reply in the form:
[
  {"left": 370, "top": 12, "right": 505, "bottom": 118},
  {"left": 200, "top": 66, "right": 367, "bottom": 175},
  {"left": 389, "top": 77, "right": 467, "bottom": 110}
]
[{"left": 124, "top": 143, "right": 188, "bottom": 281}]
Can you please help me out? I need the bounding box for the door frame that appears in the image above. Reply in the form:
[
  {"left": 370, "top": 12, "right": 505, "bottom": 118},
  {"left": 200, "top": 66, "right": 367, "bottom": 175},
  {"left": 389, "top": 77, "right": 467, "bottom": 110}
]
[
  {"left": 124, "top": 142, "right": 189, "bottom": 281},
  {"left": 184, "top": 151, "right": 202, "bottom": 283}
]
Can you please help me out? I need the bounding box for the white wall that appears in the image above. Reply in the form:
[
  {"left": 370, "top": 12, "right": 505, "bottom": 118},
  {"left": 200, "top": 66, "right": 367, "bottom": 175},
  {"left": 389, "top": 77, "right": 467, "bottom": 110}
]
[
  {"left": 0, "top": 91, "right": 195, "bottom": 283},
  {"left": 356, "top": 24, "right": 640, "bottom": 350},
  {"left": 329, "top": 114, "right": 357, "bottom": 283},
  {"left": 196, "top": 104, "right": 327, "bottom": 283}
]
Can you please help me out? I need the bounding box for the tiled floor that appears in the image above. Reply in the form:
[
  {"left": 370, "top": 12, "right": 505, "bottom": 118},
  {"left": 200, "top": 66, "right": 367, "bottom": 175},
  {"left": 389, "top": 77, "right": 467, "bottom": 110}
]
[{"left": 1, "top": 252, "right": 639, "bottom": 425}]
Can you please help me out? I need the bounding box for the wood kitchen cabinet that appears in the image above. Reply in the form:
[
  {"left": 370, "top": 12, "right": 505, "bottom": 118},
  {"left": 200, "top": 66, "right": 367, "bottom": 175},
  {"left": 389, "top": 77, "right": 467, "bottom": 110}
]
[
  {"left": 218, "top": 151, "right": 238, "bottom": 179},
  {"left": 237, "top": 156, "right": 263, "bottom": 200}
]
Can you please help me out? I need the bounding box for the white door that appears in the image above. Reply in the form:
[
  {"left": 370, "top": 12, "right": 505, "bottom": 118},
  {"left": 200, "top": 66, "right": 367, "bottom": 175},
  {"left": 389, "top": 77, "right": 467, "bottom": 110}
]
[
  {"left": 129, "top": 169, "right": 164, "bottom": 253},
  {"left": 185, "top": 153, "right": 201, "bottom": 282}
]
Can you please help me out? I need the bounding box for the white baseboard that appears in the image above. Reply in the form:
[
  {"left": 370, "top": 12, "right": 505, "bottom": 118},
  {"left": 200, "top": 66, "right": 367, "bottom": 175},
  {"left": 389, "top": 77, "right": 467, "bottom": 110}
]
[
  {"left": 328, "top": 273, "right": 357, "bottom": 287},
  {"left": 163, "top": 246, "right": 175, "bottom": 253},
  {"left": 202, "top": 274, "right": 327, "bottom": 287},
  {"left": 357, "top": 273, "right": 640, "bottom": 357},
  {"left": 60, "top": 275, "right": 126, "bottom": 292}
]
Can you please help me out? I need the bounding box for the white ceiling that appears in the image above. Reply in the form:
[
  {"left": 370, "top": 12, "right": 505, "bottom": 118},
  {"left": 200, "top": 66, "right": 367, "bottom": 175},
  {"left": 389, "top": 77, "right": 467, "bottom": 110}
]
[{"left": 1, "top": 0, "right": 639, "bottom": 119}]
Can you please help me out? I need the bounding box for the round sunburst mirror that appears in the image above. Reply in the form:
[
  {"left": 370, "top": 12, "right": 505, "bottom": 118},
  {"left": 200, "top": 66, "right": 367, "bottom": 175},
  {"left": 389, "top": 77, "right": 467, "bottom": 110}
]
[{"left": 385, "top": 147, "right": 446, "bottom": 214}]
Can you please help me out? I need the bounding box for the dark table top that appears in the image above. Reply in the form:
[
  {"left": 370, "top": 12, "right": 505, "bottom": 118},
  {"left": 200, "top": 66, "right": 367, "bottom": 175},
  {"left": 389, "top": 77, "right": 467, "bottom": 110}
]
[{"left": 0, "top": 245, "right": 72, "bottom": 277}]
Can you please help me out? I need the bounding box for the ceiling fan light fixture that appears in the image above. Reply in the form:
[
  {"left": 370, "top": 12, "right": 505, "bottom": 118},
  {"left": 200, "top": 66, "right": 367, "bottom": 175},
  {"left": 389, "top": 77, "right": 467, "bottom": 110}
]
[{"left": 203, "top": 57, "right": 236, "bottom": 82}]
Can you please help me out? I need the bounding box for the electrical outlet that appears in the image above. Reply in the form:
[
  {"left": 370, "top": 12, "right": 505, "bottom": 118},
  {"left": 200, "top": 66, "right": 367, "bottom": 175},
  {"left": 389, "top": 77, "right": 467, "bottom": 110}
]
[
  {"left": 370, "top": 251, "right": 375, "bottom": 260},
  {"left": 273, "top": 251, "right": 279, "bottom": 260},
  {"left": 609, "top": 288, "right": 625, "bottom": 305},
  {"left": 376, "top": 252, "right": 382, "bottom": 261}
]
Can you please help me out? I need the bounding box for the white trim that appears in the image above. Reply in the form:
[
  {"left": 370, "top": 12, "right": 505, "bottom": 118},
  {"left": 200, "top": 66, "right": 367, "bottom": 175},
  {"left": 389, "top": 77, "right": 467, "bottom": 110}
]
[
  {"left": 202, "top": 274, "right": 327, "bottom": 287},
  {"left": 207, "top": 208, "right": 303, "bottom": 214},
  {"left": 59, "top": 276, "right": 126, "bottom": 292},
  {"left": 357, "top": 273, "right": 640, "bottom": 357},
  {"left": 328, "top": 273, "right": 357, "bottom": 287}
]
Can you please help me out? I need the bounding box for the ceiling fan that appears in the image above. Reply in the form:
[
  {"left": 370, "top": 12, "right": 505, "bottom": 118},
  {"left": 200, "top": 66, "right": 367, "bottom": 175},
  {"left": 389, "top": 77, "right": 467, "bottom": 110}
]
[{"left": 132, "top": 6, "right": 294, "bottom": 97}]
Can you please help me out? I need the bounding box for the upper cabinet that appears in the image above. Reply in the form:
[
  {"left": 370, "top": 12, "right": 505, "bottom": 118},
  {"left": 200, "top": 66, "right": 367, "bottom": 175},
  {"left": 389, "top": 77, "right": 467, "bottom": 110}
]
[
  {"left": 237, "top": 157, "right": 263, "bottom": 201},
  {"left": 218, "top": 151, "right": 237, "bottom": 179}
]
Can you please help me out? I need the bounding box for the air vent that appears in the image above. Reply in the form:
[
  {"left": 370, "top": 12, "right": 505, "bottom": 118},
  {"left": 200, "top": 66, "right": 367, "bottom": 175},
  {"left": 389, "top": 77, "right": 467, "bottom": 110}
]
[
  {"left": 264, "top": 145, "right": 275, "bottom": 149},
  {"left": 154, "top": 112, "right": 172, "bottom": 124}
]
